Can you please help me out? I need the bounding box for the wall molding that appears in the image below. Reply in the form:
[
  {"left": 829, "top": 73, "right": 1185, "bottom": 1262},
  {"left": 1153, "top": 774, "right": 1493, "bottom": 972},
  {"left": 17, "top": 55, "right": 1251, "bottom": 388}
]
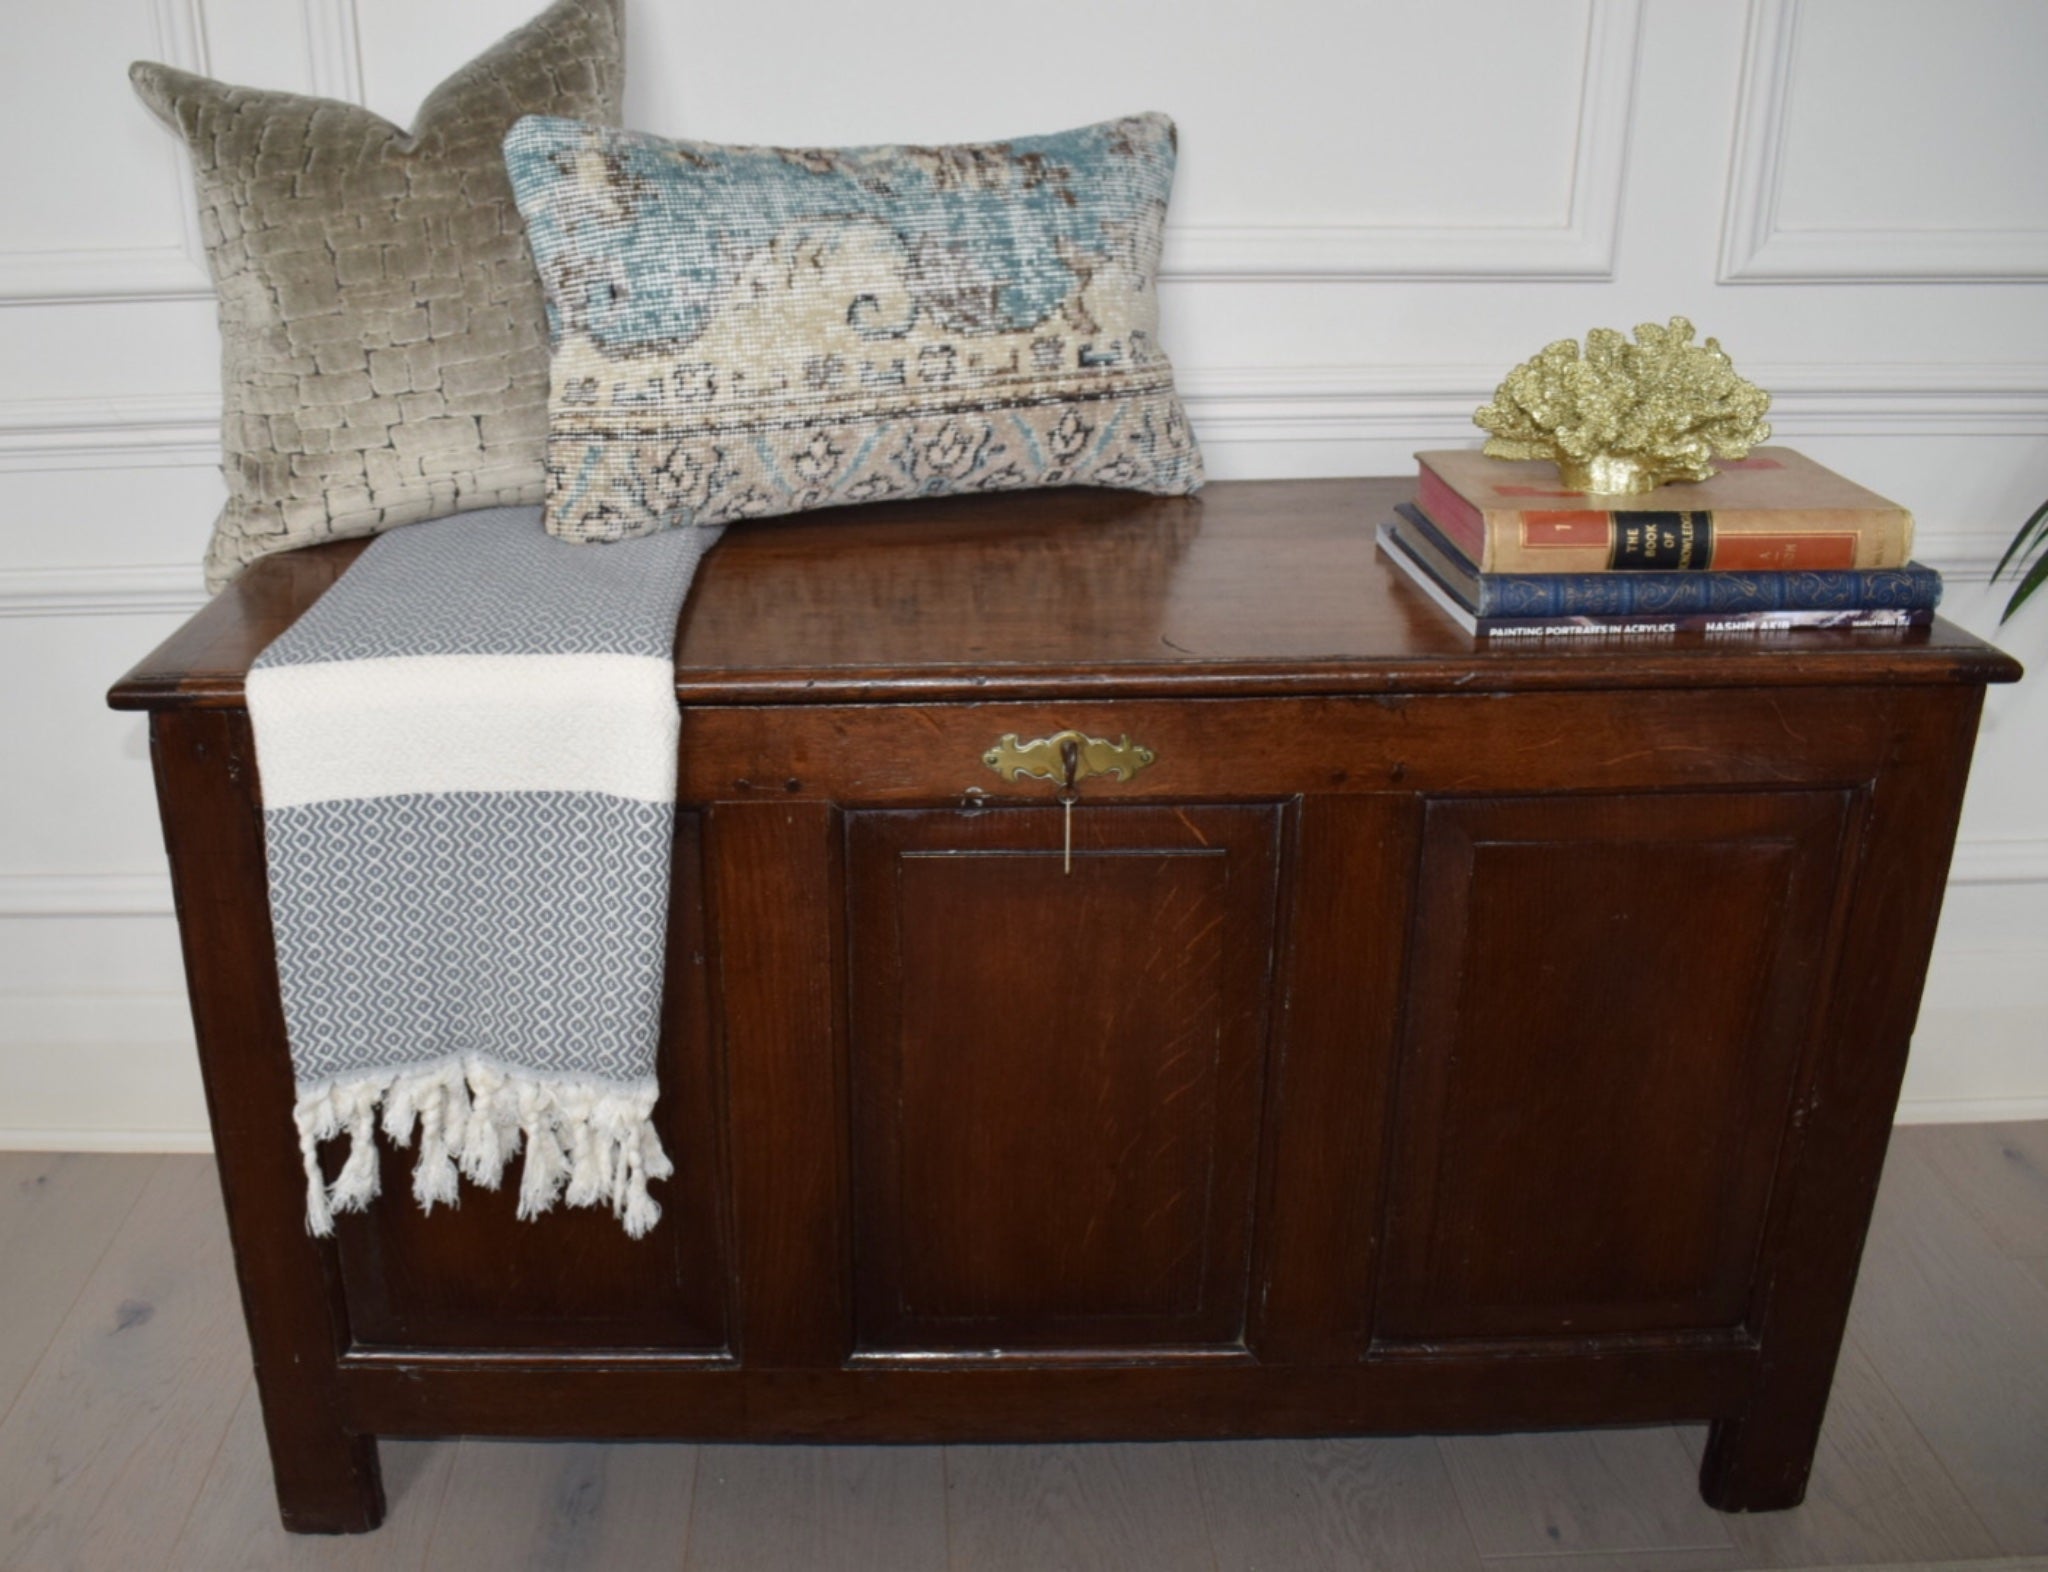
[
  {"left": 0, "top": 1128, "right": 215, "bottom": 1152},
  {"left": 0, "top": 0, "right": 370, "bottom": 307},
  {"left": 1948, "top": 838, "right": 2048, "bottom": 889},
  {"left": 14, "top": 0, "right": 2045, "bottom": 299},
  {"left": 0, "top": 872, "right": 176, "bottom": 917},
  {"left": 1164, "top": 0, "right": 1640, "bottom": 281},
  {"left": 0, "top": 243, "right": 213, "bottom": 308},
  {"left": 301, "top": 0, "right": 365, "bottom": 107},
  {"left": 1744, "top": 362, "right": 2048, "bottom": 439},
  {"left": 0, "top": 358, "right": 2038, "bottom": 607},
  {"left": 9, "top": 0, "right": 1638, "bottom": 297},
  {"left": 0, "top": 392, "right": 220, "bottom": 473},
  {"left": 14, "top": 363, "right": 2044, "bottom": 453},
  {"left": 0, "top": 0, "right": 214, "bottom": 306},
  {"left": 1180, "top": 361, "right": 2048, "bottom": 446},
  {"left": 1179, "top": 362, "right": 2046, "bottom": 578},
  {"left": 0, "top": 0, "right": 382, "bottom": 307},
  {"left": 1719, "top": 0, "right": 2048, "bottom": 283},
  {"left": 0, "top": 564, "right": 206, "bottom": 619},
  {"left": 1895, "top": 1097, "right": 2048, "bottom": 1126}
]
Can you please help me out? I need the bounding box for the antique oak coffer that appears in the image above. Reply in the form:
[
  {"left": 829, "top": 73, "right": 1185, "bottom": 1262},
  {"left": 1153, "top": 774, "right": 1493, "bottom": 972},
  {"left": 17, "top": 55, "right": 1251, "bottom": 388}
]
[{"left": 108, "top": 477, "right": 2021, "bottom": 1532}]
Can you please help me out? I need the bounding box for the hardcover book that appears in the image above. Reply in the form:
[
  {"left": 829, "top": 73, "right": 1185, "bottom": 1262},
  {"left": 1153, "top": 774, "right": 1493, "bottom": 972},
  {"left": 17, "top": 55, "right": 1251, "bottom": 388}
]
[
  {"left": 1415, "top": 447, "right": 1915, "bottom": 573},
  {"left": 1392, "top": 504, "right": 1942, "bottom": 619},
  {"left": 1376, "top": 523, "right": 1930, "bottom": 639}
]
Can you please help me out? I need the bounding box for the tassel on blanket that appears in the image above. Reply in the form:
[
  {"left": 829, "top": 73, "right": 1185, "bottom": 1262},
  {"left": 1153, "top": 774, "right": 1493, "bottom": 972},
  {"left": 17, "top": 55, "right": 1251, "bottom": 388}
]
[
  {"left": 292, "top": 1077, "right": 387, "bottom": 1233},
  {"left": 514, "top": 1079, "right": 571, "bottom": 1223},
  {"left": 382, "top": 1062, "right": 468, "bottom": 1210},
  {"left": 459, "top": 1060, "right": 516, "bottom": 1189},
  {"left": 292, "top": 1058, "right": 670, "bottom": 1240}
]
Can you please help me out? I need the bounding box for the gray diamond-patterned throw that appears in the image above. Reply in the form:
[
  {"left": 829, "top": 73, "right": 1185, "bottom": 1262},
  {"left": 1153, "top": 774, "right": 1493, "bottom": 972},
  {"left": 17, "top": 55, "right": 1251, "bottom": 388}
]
[{"left": 248, "top": 506, "right": 723, "bottom": 1237}]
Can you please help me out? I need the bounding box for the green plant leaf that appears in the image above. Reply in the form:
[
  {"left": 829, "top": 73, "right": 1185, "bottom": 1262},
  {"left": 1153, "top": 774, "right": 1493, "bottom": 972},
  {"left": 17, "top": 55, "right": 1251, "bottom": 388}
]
[
  {"left": 1992, "top": 497, "right": 2048, "bottom": 585},
  {"left": 2001, "top": 548, "right": 2048, "bottom": 623}
]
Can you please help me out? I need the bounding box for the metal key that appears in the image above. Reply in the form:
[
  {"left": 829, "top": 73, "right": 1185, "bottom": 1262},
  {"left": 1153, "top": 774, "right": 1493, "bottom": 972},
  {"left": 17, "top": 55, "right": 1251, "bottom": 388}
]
[{"left": 1057, "top": 737, "right": 1082, "bottom": 875}]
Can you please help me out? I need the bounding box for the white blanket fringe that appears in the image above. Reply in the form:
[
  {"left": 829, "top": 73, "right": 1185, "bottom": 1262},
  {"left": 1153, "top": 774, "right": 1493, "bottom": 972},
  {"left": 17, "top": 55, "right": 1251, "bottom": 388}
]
[{"left": 292, "top": 1058, "right": 672, "bottom": 1240}]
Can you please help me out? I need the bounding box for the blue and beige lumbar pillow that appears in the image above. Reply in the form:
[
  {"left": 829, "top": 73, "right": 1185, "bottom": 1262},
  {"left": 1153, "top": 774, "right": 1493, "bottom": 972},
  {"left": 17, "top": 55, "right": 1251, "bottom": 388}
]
[
  {"left": 502, "top": 113, "right": 1204, "bottom": 543},
  {"left": 131, "top": 0, "right": 625, "bottom": 589}
]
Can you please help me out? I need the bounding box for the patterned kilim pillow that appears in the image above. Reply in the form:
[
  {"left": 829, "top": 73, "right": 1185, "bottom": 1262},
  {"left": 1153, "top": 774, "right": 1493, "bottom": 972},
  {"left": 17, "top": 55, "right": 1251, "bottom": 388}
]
[
  {"left": 130, "top": 0, "right": 624, "bottom": 589},
  {"left": 502, "top": 113, "right": 1203, "bottom": 542}
]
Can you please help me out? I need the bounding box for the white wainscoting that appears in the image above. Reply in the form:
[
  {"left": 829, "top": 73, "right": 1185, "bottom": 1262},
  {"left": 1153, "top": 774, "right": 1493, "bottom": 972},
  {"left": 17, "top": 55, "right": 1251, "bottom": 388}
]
[
  {"left": 0, "top": 0, "right": 213, "bottom": 304},
  {"left": 1720, "top": 0, "right": 2048, "bottom": 283},
  {"left": 1162, "top": 0, "right": 1642, "bottom": 280},
  {"left": 1, "top": 0, "right": 2044, "bottom": 1148}
]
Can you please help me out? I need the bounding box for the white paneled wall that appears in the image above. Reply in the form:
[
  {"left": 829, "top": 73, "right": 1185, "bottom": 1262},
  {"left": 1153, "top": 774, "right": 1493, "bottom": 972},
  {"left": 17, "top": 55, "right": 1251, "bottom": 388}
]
[{"left": 2, "top": 0, "right": 2044, "bottom": 1145}]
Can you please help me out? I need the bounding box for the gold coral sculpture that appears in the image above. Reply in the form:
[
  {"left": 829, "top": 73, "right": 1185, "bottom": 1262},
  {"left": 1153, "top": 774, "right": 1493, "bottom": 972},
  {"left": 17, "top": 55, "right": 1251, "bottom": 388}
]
[{"left": 1473, "top": 317, "right": 1773, "bottom": 495}]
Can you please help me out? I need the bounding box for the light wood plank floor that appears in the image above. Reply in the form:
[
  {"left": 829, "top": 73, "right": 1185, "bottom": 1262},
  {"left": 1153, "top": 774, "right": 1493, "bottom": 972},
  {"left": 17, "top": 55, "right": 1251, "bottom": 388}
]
[{"left": 3, "top": 1123, "right": 2045, "bottom": 1572}]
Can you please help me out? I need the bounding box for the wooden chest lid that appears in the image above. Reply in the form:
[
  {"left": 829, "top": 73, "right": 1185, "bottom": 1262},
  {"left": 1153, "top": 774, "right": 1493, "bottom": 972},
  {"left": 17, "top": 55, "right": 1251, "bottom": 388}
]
[{"left": 108, "top": 478, "right": 2021, "bottom": 711}]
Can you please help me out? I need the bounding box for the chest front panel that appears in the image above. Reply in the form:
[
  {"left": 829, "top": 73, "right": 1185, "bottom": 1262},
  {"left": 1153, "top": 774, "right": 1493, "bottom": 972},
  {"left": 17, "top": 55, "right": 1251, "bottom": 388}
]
[
  {"left": 296, "top": 688, "right": 1917, "bottom": 1381},
  {"left": 845, "top": 804, "right": 1281, "bottom": 1355}
]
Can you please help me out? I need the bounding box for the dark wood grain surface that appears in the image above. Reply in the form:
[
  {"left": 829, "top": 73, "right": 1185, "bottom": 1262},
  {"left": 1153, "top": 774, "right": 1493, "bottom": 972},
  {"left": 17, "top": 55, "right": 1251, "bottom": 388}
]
[
  {"left": 846, "top": 804, "right": 1280, "bottom": 1354},
  {"left": 1376, "top": 789, "right": 1850, "bottom": 1343},
  {"left": 106, "top": 475, "right": 2022, "bottom": 1531},
  {"left": 107, "top": 480, "right": 2022, "bottom": 710},
  {"left": 149, "top": 709, "right": 385, "bottom": 1532},
  {"left": 331, "top": 816, "right": 730, "bottom": 1354}
]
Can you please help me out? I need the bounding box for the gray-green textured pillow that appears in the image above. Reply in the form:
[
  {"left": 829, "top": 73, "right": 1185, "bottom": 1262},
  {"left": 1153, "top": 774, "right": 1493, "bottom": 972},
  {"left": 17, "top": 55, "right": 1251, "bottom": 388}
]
[{"left": 130, "top": 0, "right": 624, "bottom": 589}]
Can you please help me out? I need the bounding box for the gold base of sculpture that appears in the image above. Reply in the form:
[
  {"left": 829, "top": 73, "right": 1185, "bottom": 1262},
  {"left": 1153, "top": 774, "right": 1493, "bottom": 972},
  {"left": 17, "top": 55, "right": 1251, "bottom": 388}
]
[{"left": 1554, "top": 453, "right": 1697, "bottom": 496}]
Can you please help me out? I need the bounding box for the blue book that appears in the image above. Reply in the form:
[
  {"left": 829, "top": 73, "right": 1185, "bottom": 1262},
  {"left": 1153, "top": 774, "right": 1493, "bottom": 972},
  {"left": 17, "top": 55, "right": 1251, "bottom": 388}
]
[
  {"left": 1377, "top": 523, "right": 1931, "bottom": 639},
  {"left": 1394, "top": 504, "right": 1943, "bottom": 617}
]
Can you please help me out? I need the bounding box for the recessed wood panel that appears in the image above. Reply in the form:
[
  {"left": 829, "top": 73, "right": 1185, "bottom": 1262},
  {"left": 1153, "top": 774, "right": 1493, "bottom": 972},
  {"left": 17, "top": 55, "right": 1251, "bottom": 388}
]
[
  {"left": 333, "top": 813, "right": 728, "bottom": 1351},
  {"left": 1375, "top": 790, "right": 1851, "bottom": 1344},
  {"left": 1726, "top": 0, "right": 2048, "bottom": 280},
  {"left": 848, "top": 804, "right": 1280, "bottom": 1353}
]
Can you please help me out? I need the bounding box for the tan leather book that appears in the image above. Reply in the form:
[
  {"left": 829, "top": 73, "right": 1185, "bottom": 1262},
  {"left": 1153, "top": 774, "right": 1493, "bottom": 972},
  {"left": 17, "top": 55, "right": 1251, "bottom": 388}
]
[{"left": 1414, "top": 447, "right": 1915, "bottom": 573}]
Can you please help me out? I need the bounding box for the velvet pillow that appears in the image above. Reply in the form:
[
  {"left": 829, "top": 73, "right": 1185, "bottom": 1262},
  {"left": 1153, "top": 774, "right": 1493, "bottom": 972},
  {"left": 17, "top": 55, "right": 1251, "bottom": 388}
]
[
  {"left": 131, "top": 0, "right": 624, "bottom": 589},
  {"left": 502, "top": 113, "right": 1203, "bottom": 543}
]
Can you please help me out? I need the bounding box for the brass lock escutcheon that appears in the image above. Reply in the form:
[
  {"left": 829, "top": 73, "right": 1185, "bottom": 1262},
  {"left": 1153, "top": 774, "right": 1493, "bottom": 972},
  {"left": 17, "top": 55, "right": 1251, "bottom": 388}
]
[{"left": 982, "top": 729, "right": 1156, "bottom": 787}]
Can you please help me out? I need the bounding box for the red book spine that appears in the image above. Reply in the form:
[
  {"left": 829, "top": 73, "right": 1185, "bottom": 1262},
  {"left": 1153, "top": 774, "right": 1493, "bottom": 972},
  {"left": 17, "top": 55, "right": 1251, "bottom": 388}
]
[{"left": 1415, "top": 465, "right": 1484, "bottom": 563}]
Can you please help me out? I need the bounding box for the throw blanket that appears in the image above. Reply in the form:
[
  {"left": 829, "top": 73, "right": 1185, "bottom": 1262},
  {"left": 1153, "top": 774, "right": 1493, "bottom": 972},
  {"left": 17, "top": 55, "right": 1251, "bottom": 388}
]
[{"left": 247, "top": 506, "right": 724, "bottom": 1239}]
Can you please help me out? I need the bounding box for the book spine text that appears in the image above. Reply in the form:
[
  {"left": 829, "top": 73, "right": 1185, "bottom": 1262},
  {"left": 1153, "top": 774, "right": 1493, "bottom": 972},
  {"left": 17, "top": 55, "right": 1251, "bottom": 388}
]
[{"left": 1416, "top": 464, "right": 1914, "bottom": 572}]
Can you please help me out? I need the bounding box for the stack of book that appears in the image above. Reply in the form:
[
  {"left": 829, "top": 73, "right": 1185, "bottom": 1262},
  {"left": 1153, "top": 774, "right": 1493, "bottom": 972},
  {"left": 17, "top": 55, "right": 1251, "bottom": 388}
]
[{"left": 1379, "top": 448, "right": 1941, "bottom": 638}]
